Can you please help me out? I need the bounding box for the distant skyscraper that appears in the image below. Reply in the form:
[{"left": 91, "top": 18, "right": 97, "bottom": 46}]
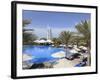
[{"left": 47, "top": 26, "right": 52, "bottom": 40}]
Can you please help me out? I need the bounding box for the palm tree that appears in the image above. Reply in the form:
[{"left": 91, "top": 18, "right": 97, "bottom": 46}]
[
  {"left": 23, "top": 19, "right": 31, "bottom": 27},
  {"left": 23, "top": 19, "right": 37, "bottom": 44},
  {"left": 23, "top": 32, "right": 37, "bottom": 44},
  {"left": 52, "top": 38, "right": 61, "bottom": 47},
  {"left": 59, "top": 31, "right": 72, "bottom": 47},
  {"left": 75, "top": 20, "right": 91, "bottom": 66},
  {"left": 69, "top": 36, "right": 80, "bottom": 46}
]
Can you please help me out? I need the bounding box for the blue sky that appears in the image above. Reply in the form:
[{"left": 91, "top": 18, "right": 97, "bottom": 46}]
[{"left": 23, "top": 10, "right": 90, "bottom": 38}]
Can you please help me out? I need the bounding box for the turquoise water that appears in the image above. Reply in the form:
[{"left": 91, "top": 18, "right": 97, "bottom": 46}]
[{"left": 23, "top": 45, "right": 65, "bottom": 63}]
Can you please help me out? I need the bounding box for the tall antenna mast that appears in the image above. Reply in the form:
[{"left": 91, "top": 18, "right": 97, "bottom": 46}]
[{"left": 47, "top": 25, "right": 52, "bottom": 40}]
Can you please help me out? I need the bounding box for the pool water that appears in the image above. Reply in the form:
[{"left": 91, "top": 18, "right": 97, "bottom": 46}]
[{"left": 23, "top": 45, "right": 65, "bottom": 63}]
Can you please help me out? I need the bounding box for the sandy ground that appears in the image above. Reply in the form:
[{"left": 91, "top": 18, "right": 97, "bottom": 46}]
[
  {"left": 52, "top": 50, "right": 82, "bottom": 68},
  {"left": 53, "top": 58, "right": 81, "bottom": 68}
]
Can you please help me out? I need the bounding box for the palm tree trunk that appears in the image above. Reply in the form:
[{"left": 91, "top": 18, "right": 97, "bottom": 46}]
[
  {"left": 87, "top": 41, "right": 91, "bottom": 66},
  {"left": 87, "top": 47, "right": 91, "bottom": 66}
]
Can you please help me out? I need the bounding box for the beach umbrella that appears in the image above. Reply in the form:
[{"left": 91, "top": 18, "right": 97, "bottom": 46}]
[
  {"left": 34, "top": 40, "right": 40, "bottom": 43},
  {"left": 74, "top": 47, "right": 81, "bottom": 51},
  {"left": 73, "top": 45, "right": 77, "bottom": 48},
  {"left": 68, "top": 45, "right": 73, "bottom": 47},
  {"left": 59, "top": 44, "right": 66, "bottom": 47},
  {"left": 70, "top": 49, "right": 78, "bottom": 53},
  {"left": 79, "top": 46, "right": 83, "bottom": 48},
  {"left": 82, "top": 47, "right": 87, "bottom": 50},
  {"left": 51, "top": 51, "right": 66, "bottom": 58},
  {"left": 79, "top": 46, "right": 87, "bottom": 50},
  {"left": 46, "top": 39, "right": 53, "bottom": 43},
  {"left": 83, "top": 54, "right": 88, "bottom": 58},
  {"left": 23, "top": 54, "right": 33, "bottom": 61},
  {"left": 34, "top": 39, "right": 47, "bottom": 43},
  {"left": 38, "top": 40, "right": 47, "bottom": 43},
  {"left": 59, "top": 44, "right": 63, "bottom": 47}
]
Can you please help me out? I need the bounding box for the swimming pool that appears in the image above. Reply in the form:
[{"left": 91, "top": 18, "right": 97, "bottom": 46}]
[{"left": 23, "top": 45, "right": 65, "bottom": 63}]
